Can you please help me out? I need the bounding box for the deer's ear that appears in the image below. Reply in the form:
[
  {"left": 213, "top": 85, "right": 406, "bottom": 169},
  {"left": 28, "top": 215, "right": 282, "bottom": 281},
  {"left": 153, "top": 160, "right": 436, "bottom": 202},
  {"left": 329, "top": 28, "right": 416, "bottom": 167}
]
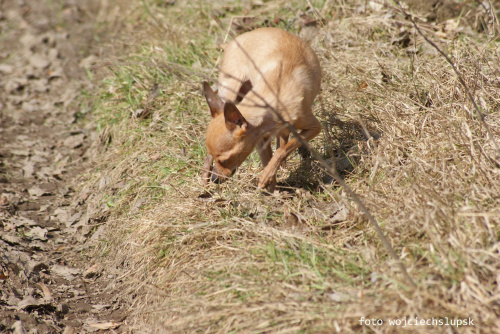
[
  {"left": 203, "top": 82, "right": 224, "bottom": 118},
  {"left": 224, "top": 101, "right": 247, "bottom": 131}
]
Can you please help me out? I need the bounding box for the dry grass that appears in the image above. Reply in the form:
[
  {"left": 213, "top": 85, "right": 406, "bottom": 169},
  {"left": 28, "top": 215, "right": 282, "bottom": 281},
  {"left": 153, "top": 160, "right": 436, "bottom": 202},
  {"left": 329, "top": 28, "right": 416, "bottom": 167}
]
[{"left": 81, "top": 0, "right": 500, "bottom": 332}]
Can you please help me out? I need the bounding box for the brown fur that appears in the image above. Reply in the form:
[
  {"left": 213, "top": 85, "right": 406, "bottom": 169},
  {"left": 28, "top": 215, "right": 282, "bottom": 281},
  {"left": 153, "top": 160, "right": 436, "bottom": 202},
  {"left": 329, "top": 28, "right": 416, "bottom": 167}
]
[{"left": 202, "top": 27, "right": 322, "bottom": 191}]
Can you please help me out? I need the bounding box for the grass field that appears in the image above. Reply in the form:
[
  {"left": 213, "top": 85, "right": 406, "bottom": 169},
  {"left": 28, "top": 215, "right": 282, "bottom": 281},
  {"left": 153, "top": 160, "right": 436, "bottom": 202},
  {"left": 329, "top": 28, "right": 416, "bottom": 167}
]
[{"left": 82, "top": 0, "right": 500, "bottom": 332}]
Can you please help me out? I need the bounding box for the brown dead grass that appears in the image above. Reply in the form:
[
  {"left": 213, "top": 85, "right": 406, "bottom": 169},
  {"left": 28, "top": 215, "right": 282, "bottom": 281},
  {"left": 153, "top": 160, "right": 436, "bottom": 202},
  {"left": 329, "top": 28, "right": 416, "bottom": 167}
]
[{"left": 82, "top": 0, "right": 500, "bottom": 333}]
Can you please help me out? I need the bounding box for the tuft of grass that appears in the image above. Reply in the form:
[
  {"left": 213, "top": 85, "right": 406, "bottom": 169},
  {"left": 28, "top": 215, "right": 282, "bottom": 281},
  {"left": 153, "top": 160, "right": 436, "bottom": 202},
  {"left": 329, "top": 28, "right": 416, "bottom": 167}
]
[{"left": 82, "top": 0, "right": 500, "bottom": 332}]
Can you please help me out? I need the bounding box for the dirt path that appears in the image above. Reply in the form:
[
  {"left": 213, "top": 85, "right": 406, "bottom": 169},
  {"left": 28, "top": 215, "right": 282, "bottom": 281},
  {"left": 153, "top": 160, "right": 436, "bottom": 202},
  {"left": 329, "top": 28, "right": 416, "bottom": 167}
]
[{"left": 0, "top": 1, "right": 127, "bottom": 332}]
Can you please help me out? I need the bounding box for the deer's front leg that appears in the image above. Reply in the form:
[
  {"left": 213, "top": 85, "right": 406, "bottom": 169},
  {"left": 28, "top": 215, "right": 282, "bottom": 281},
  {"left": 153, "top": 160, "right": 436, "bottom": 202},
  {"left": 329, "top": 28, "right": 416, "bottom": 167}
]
[
  {"left": 256, "top": 136, "right": 272, "bottom": 167},
  {"left": 258, "top": 121, "right": 320, "bottom": 191}
]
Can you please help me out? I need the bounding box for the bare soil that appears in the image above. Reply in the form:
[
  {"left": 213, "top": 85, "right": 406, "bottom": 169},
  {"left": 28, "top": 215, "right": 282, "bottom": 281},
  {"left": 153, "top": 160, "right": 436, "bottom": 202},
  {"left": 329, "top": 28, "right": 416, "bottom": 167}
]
[{"left": 0, "top": 1, "right": 128, "bottom": 332}]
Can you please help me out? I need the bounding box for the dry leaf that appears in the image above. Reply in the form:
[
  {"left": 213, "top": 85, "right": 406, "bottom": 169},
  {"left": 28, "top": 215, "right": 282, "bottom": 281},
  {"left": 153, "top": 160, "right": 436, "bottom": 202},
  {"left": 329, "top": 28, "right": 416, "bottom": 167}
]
[
  {"left": 26, "top": 226, "right": 48, "bottom": 241},
  {"left": 39, "top": 282, "right": 52, "bottom": 300},
  {"left": 89, "top": 322, "right": 121, "bottom": 330},
  {"left": 0, "top": 195, "right": 9, "bottom": 206},
  {"left": 83, "top": 264, "right": 99, "bottom": 278},
  {"left": 63, "top": 134, "right": 85, "bottom": 149},
  {"left": 150, "top": 153, "right": 162, "bottom": 161},
  {"left": 28, "top": 186, "right": 50, "bottom": 197},
  {"left": 62, "top": 326, "right": 75, "bottom": 334},
  {"left": 147, "top": 83, "right": 160, "bottom": 102},
  {"left": 29, "top": 54, "right": 51, "bottom": 69},
  {"left": 52, "top": 265, "right": 79, "bottom": 281},
  {"left": 132, "top": 108, "right": 150, "bottom": 118},
  {"left": 283, "top": 206, "right": 300, "bottom": 228},
  {"left": 23, "top": 161, "right": 35, "bottom": 178},
  {"left": 54, "top": 245, "right": 67, "bottom": 252}
]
